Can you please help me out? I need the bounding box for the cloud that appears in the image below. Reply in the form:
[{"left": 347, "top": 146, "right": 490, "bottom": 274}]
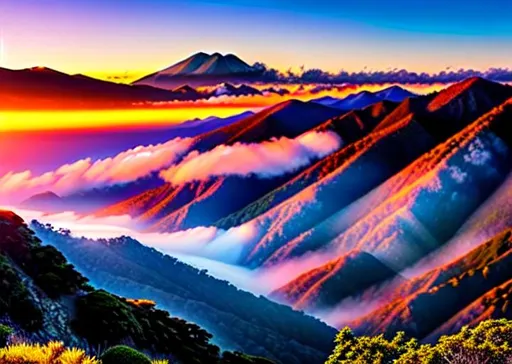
[
  {"left": 7, "top": 206, "right": 273, "bottom": 292},
  {"left": 0, "top": 137, "right": 195, "bottom": 203},
  {"left": 7, "top": 205, "right": 337, "bottom": 295},
  {"left": 159, "top": 131, "right": 342, "bottom": 185},
  {"left": 253, "top": 62, "right": 512, "bottom": 85},
  {"left": 7, "top": 206, "right": 255, "bottom": 263},
  {"left": 448, "top": 166, "right": 468, "bottom": 184},
  {"left": 464, "top": 138, "right": 492, "bottom": 166}
]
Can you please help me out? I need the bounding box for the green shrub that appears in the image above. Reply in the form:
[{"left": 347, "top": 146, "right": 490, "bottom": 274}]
[
  {"left": 326, "top": 319, "right": 512, "bottom": 364},
  {"left": 0, "top": 325, "right": 13, "bottom": 347},
  {"left": 101, "top": 345, "right": 151, "bottom": 364}
]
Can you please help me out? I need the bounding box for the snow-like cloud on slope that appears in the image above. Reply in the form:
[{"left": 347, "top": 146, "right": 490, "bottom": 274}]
[
  {"left": 0, "top": 138, "right": 195, "bottom": 203},
  {"left": 160, "top": 131, "right": 342, "bottom": 185}
]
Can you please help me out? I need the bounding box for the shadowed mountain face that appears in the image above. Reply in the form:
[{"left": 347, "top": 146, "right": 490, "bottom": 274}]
[
  {"left": 263, "top": 96, "right": 512, "bottom": 314},
  {"left": 271, "top": 250, "right": 401, "bottom": 311},
  {"left": 0, "top": 67, "right": 188, "bottom": 109},
  {"left": 195, "top": 99, "right": 342, "bottom": 149},
  {"left": 133, "top": 52, "right": 264, "bottom": 88}
]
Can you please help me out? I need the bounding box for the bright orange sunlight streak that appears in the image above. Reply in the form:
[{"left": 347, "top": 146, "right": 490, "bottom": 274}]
[{"left": 0, "top": 107, "right": 251, "bottom": 131}]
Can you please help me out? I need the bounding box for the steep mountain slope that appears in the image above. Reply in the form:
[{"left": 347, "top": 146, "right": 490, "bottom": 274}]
[
  {"left": 210, "top": 81, "right": 511, "bottom": 270},
  {"left": 271, "top": 250, "right": 401, "bottom": 310},
  {"left": 0, "top": 210, "right": 269, "bottom": 364},
  {"left": 350, "top": 228, "right": 512, "bottom": 340},
  {"left": 224, "top": 116, "right": 437, "bottom": 268},
  {"left": 215, "top": 80, "right": 504, "bottom": 233},
  {"left": 31, "top": 221, "right": 337, "bottom": 364},
  {"left": 196, "top": 100, "right": 342, "bottom": 149},
  {"left": 375, "top": 77, "right": 512, "bottom": 138},
  {"left": 313, "top": 100, "right": 398, "bottom": 143},
  {"left": 139, "top": 102, "right": 397, "bottom": 232},
  {"left": 98, "top": 101, "right": 342, "bottom": 227},
  {"left": 268, "top": 97, "right": 512, "bottom": 312}
]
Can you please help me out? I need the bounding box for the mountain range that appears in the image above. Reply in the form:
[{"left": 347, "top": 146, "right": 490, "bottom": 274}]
[
  {"left": 0, "top": 65, "right": 273, "bottom": 109},
  {"left": 68, "top": 77, "right": 512, "bottom": 337},
  {"left": 0, "top": 59, "right": 418, "bottom": 110},
  {"left": 3, "top": 72, "right": 512, "bottom": 363},
  {"left": 0, "top": 66, "right": 182, "bottom": 109},
  {"left": 311, "top": 86, "right": 417, "bottom": 109}
]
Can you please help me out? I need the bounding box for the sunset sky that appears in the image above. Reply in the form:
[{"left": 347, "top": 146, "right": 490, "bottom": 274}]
[{"left": 1, "top": 0, "right": 511, "bottom": 82}]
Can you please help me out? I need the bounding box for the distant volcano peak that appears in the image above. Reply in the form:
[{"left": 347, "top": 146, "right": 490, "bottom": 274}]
[{"left": 133, "top": 52, "right": 263, "bottom": 88}]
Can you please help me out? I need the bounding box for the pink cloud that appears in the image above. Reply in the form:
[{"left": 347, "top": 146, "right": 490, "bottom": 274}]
[
  {"left": 160, "top": 131, "right": 342, "bottom": 185},
  {"left": 0, "top": 137, "right": 195, "bottom": 203}
]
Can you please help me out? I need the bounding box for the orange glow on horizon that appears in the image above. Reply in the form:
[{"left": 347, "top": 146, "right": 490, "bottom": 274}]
[
  {"left": 0, "top": 83, "right": 447, "bottom": 132},
  {"left": 0, "top": 107, "right": 252, "bottom": 132}
]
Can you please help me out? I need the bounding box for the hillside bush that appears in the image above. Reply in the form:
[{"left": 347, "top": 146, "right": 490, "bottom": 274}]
[
  {"left": 326, "top": 319, "right": 512, "bottom": 364},
  {"left": 101, "top": 345, "right": 152, "bottom": 364}
]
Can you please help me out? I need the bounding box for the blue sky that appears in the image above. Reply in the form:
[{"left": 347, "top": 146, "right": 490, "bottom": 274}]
[{"left": 1, "top": 0, "right": 510, "bottom": 79}]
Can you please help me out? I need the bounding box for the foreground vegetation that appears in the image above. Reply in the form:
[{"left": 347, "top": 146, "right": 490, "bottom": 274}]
[
  {"left": 32, "top": 220, "right": 335, "bottom": 363},
  {"left": 0, "top": 341, "right": 168, "bottom": 364},
  {"left": 1, "top": 319, "right": 510, "bottom": 363},
  {"left": 0, "top": 340, "right": 275, "bottom": 364},
  {"left": 0, "top": 211, "right": 275, "bottom": 363},
  {"left": 326, "top": 319, "right": 512, "bottom": 363}
]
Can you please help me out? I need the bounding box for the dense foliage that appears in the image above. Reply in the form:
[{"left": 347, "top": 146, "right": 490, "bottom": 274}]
[
  {"left": 0, "top": 211, "right": 277, "bottom": 364},
  {"left": 0, "top": 212, "right": 90, "bottom": 296},
  {"left": 32, "top": 220, "right": 336, "bottom": 364},
  {"left": 0, "top": 211, "right": 90, "bottom": 332},
  {"left": 73, "top": 290, "right": 222, "bottom": 363},
  {"left": 326, "top": 319, "right": 512, "bottom": 364},
  {"left": 100, "top": 345, "right": 152, "bottom": 364}
]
